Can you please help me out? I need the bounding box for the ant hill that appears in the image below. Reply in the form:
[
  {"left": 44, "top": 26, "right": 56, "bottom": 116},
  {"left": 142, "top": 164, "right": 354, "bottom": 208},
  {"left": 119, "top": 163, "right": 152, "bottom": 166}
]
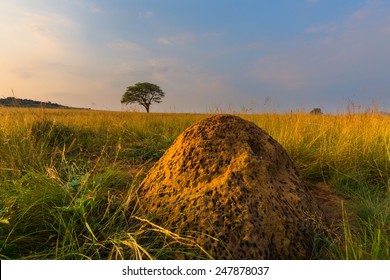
[{"left": 138, "top": 114, "right": 327, "bottom": 259}]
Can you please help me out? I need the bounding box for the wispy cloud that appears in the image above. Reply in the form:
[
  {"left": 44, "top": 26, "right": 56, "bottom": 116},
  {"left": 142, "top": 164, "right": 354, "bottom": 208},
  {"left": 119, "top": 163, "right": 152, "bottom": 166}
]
[
  {"left": 106, "top": 41, "right": 143, "bottom": 51},
  {"left": 349, "top": 8, "right": 371, "bottom": 21},
  {"left": 305, "top": 22, "right": 337, "bottom": 33},
  {"left": 140, "top": 11, "right": 153, "bottom": 18},
  {"left": 12, "top": 67, "right": 37, "bottom": 80},
  {"left": 249, "top": 1, "right": 390, "bottom": 107},
  {"left": 73, "top": 1, "right": 102, "bottom": 14},
  {"left": 250, "top": 55, "right": 308, "bottom": 90},
  {"left": 202, "top": 32, "right": 222, "bottom": 40},
  {"left": 2, "top": 0, "right": 389, "bottom": 112},
  {"left": 90, "top": 4, "right": 102, "bottom": 14},
  {"left": 306, "top": 3, "right": 379, "bottom": 34},
  {"left": 158, "top": 34, "right": 197, "bottom": 45},
  {"left": 113, "top": 55, "right": 237, "bottom": 112},
  {"left": 3, "top": 8, "right": 78, "bottom": 60}
]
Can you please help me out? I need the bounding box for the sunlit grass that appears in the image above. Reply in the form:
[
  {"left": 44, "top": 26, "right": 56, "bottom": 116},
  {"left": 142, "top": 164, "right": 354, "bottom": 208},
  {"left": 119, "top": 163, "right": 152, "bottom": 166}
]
[{"left": 0, "top": 107, "right": 388, "bottom": 259}]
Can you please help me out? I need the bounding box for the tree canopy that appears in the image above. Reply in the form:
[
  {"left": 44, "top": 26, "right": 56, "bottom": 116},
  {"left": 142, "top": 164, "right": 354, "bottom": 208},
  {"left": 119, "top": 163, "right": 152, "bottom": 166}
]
[{"left": 121, "top": 82, "right": 165, "bottom": 113}]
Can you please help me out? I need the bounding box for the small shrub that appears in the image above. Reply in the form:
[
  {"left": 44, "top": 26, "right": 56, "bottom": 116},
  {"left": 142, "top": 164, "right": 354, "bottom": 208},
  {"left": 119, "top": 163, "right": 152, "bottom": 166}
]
[{"left": 310, "top": 108, "right": 323, "bottom": 115}]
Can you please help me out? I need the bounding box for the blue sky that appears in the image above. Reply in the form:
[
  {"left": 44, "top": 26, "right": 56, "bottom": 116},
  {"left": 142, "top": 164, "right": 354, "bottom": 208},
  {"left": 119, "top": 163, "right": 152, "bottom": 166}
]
[{"left": 1, "top": 0, "right": 389, "bottom": 112}]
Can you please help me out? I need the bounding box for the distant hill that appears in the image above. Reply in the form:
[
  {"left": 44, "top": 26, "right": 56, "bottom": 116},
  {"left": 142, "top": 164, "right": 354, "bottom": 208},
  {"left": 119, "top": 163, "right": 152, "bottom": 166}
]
[{"left": 0, "top": 97, "right": 90, "bottom": 110}]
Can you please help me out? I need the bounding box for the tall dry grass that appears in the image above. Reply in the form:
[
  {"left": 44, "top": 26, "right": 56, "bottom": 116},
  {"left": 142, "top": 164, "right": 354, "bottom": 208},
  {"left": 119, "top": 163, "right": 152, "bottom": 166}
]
[{"left": 0, "top": 107, "right": 388, "bottom": 259}]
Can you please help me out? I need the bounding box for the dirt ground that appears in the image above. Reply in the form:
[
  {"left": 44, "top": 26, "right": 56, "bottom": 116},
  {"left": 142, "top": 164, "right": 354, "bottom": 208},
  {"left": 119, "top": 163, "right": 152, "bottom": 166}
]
[{"left": 308, "top": 182, "right": 348, "bottom": 236}]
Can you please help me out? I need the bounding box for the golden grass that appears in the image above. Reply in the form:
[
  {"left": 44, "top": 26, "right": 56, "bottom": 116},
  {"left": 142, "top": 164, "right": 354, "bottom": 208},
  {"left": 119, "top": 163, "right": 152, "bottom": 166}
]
[{"left": 0, "top": 107, "right": 388, "bottom": 259}]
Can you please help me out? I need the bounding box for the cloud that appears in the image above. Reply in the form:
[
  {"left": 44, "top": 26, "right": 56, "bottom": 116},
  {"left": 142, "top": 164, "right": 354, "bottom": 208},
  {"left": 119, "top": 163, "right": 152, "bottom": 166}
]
[
  {"left": 250, "top": 56, "right": 308, "bottom": 90},
  {"left": 202, "top": 32, "right": 222, "bottom": 40},
  {"left": 91, "top": 5, "right": 102, "bottom": 14},
  {"left": 0, "top": 2, "right": 106, "bottom": 105},
  {"left": 73, "top": 1, "right": 102, "bottom": 14},
  {"left": 349, "top": 7, "right": 371, "bottom": 21},
  {"left": 0, "top": 7, "right": 79, "bottom": 63},
  {"left": 113, "top": 55, "right": 237, "bottom": 112},
  {"left": 306, "top": 2, "right": 382, "bottom": 35},
  {"left": 91, "top": 6, "right": 102, "bottom": 14},
  {"left": 140, "top": 11, "right": 153, "bottom": 18},
  {"left": 106, "top": 41, "right": 143, "bottom": 51},
  {"left": 158, "top": 32, "right": 221, "bottom": 46},
  {"left": 12, "top": 67, "right": 37, "bottom": 80},
  {"left": 147, "top": 58, "right": 180, "bottom": 80},
  {"left": 3, "top": 0, "right": 389, "bottom": 112},
  {"left": 248, "top": 1, "right": 390, "bottom": 110},
  {"left": 158, "top": 34, "right": 197, "bottom": 45},
  {"left": 305, "top": 22, "right": 338, "bottom": 33}
]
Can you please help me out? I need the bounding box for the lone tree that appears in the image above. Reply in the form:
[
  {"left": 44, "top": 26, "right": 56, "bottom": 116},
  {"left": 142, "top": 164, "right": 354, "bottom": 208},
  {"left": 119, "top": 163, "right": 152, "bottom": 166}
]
[{"left": 121, "top": 82, "right": 165, "bottom": 113}]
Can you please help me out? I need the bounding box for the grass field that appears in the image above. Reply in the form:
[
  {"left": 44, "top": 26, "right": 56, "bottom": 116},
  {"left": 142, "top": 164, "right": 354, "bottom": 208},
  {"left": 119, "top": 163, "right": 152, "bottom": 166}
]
[{"left": 0, "top": 107, "right": 388, "bottom": 259}]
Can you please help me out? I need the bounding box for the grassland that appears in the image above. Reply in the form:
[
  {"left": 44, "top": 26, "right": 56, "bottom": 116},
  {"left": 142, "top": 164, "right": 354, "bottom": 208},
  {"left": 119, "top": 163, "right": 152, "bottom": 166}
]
[{"left": 0, "top": 107, "right": 388, "bottom": 259}]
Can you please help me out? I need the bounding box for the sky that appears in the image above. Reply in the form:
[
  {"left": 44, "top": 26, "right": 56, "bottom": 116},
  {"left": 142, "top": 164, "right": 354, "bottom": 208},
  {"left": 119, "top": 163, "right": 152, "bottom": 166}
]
[{"left": 1, "top": 0, "right": 390, "bottom": 113}]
